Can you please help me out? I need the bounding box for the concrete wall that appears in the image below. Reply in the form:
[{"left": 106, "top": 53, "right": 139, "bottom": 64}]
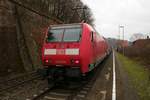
[
  {"left": 0, "top": 0, "right": 56, "bottom": 76},
  {"left": 0, "top": 0, "right": 24, "bottom": 76}
]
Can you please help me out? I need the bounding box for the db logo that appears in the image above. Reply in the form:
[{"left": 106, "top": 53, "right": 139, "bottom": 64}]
[{"left": 57, "top": 49, "right": 65, "bottom": 55}]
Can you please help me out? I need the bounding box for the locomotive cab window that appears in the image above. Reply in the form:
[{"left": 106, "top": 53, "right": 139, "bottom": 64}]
[{"left": 47, "top": 25, "right": 82, "bottom": 42}]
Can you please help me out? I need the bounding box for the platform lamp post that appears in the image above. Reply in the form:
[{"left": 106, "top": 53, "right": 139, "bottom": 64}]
[
  {"left": 119, "top": 25, "right": 125, "bottom": 55},
  {"left": 117, "top": 25, "right": 121, "bottom": 52}
]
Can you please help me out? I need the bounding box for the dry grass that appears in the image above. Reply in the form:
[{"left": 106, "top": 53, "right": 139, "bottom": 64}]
[{"left": 117, "top": 53, "right": 150, "bottom": 100}]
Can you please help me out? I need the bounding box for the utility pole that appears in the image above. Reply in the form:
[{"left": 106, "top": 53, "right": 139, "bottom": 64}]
[
  {"left": 118, "top": 26, "right": 120, "bottom": 40},
  {"left": 119, "top": 25, "right": 125, "bottom": 55}
]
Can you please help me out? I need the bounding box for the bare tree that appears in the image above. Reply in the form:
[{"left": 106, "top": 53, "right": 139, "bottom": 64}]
[{"left": 10, "top": 0, "right": 94, "bottom": 25}]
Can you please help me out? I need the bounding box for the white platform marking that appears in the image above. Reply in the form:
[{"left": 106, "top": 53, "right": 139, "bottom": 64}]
[
  {"left": 105, "top": 72, "right": 110, "bottom": 80},
  {"left": 100, "top": 90, "right": 107, "bottom": 100},
  {"left": 112, "top": 50, "right": 116, "bottom": 100},
  {"left": 108, "top": 67, "right": 111, "bottom": 71}
]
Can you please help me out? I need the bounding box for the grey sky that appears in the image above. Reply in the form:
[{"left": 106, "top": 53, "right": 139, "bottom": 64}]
[{"left": 82, "top": 0, "right": 150, "bottom": 40}]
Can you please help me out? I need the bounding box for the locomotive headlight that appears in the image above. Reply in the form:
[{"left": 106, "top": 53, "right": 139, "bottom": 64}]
[
  {"left": 44, "top": 59, "right": 51, "bottom": 63},
  {"left": 71, "top": 59, "right": 80, "bottom": 64},
  {"left": 45, "top": 59, "right": 49, "bottom": 63},
  {"left": 74, "top": 59, "right": 80, "bottom": 64},
  {"left": 44, "top": 49, "right": 56, "bottom": 55},
  {"left": 65, "top": 49, "right": 79, "bottom": 55}
]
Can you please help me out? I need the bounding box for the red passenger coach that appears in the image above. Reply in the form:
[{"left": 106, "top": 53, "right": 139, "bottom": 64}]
[{"left": 41, "top": 23, "right": 109, "bottom": 79}]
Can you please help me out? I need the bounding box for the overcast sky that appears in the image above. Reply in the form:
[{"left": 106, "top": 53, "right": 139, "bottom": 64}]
[{"left": 82, "top": 0, "right": 150, "bottom": 40}]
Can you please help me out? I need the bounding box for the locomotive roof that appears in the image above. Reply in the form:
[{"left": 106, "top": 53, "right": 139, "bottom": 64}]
[{"left": 50, "top": 23, "right": 82, "bottom": 29}]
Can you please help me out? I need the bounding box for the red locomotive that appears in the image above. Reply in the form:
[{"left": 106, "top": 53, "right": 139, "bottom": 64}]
[{"left": 41, "top": 23, "right": 110, "bottom": 81}]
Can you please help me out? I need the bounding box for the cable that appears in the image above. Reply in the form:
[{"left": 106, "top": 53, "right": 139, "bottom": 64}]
[{"left": 8, "top": 0, "right": 63, "bottom": 24}]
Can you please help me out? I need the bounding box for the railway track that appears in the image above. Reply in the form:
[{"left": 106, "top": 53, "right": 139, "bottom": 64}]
[
  {"left": 26, "top": 59, "right": 106, "bottom": 100},
  {"left": 0, "top": 71, "right": 41, "bottom": 92},
  {"left": 0, "top": 57, "right": 108, "bottom": 100},
  {"left": 26, "top": 81, "right": 93, "bottom": 100}
]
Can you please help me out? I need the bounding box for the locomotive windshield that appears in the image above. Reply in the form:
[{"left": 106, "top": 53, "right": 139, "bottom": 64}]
[
  {"left": 63, "top": 28, "right": 81, "bottom": 42},
  {"left": 47, "top": 29, "right": 64, "bottom": 42},
  {"left": 47, "top": 25, "right": 81, "bottom": 42}
]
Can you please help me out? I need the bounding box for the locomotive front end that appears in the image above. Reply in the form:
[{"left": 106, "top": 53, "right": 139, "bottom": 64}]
[{"left": 42, "top": 24, "right": 82, "bottom": 77}]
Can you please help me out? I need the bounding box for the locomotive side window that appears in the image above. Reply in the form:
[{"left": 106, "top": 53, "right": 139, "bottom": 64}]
[
  {"left": 63, "top": 28, "right": 81, "bottom": 42},
  {"left": 91, "top": 31, "right": 94, "bottom": 42},
  {"left": 47, "top": 29, "right": 63, "bottom": 42}
]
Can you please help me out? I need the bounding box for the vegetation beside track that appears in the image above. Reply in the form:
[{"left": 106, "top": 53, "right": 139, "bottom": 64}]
[
  {"left": 117, "top": 53, "right": 150, "bottom": 100},
  {"left": 124, "top": 39, "right": 150, "bottom": 69}
]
